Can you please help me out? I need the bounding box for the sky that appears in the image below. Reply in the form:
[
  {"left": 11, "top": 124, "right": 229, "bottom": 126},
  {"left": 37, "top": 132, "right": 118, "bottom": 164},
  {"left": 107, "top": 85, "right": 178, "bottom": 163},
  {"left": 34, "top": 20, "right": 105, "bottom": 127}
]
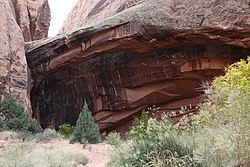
[{"left": 48, "top": 0, "right": 79, "bottom": 37}]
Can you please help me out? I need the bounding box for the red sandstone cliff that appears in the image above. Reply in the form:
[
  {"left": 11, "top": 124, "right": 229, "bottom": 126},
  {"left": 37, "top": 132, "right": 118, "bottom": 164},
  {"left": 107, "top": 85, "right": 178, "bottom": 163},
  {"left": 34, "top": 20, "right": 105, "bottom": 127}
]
[
  {"left": 26, "top": 0, "right": 250, "bottom": 132},
  {"left": 12, "top": 0, "right": 51, "bottom": 42},
  {"left": 59, "top": 0, "right": 144, "bottom": 33},
  {"left": 0, "top": 0, "right": 50, "bottom": 111}
]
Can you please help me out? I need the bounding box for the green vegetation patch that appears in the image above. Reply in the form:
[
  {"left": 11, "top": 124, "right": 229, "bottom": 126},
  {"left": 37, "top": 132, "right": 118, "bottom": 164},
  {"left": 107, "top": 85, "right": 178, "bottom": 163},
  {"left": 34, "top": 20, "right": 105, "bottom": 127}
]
[
  {"left": 0, "top": 95, "right": 41, "bottom": 133},
  {"left": 107, "top": 58, "right": 250, "bottom": 167},
  {"left": 71, "top": 100, "right": 100, "bottom": 144},
  {"left": 58, "top": 123, "right": 74, "bottom": 139}
]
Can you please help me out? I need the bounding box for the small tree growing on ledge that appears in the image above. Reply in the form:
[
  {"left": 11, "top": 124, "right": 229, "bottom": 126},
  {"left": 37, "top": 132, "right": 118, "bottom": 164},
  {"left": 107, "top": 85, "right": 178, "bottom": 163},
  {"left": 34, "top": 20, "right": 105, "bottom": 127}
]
[{"left": 71, "top": 100, "right": 100, "bottom": 144}]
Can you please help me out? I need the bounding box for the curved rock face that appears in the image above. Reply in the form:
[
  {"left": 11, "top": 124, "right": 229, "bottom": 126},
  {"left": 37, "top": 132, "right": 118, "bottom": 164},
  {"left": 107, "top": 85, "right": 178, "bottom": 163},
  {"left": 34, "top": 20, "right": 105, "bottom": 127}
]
[
  {"left": 26, "top": 0, "right": 250, "bottom": 132},
  {"left": 59, "top": 0, "right": 250, "bottom": 34},
  {"left": 0, "top": 0, "right": 50, "bottom": 112},
  {"left": 59, "top": 0, "right": 144, "bottom": 33}
]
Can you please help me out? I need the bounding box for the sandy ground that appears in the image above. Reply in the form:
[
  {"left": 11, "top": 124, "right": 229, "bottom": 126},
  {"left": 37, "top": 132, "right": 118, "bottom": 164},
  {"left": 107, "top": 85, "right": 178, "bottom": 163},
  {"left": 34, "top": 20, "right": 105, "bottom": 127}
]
[
  {"left": 0, "top": 139, "right": 110, "bottom": 167},
  {"left": 79, "top": 144, "right": 110, "bottom": 167}
]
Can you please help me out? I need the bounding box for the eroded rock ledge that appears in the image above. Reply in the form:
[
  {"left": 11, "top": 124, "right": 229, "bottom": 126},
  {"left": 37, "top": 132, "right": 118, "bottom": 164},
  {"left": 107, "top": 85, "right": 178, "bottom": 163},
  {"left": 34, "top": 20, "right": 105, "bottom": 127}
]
[{"left": 25, "top": 0, "right": 250, "bottom": 132}]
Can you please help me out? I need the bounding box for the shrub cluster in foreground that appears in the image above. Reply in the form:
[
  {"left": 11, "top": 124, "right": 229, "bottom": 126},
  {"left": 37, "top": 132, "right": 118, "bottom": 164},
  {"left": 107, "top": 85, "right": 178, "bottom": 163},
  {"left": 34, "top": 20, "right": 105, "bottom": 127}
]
[{"left": 107, "top": 58, "right": 250, "bottom": 167}]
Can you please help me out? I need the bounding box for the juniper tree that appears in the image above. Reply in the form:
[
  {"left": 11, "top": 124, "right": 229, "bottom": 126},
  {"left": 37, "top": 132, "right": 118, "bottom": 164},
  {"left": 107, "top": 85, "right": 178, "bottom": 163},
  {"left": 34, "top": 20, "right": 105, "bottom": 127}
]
[
  {"left": 0, "top": 94, "right": 42, "bottom": 133},
  {"left": 71, "top": 100, "right": 100, "bottom": 144}
]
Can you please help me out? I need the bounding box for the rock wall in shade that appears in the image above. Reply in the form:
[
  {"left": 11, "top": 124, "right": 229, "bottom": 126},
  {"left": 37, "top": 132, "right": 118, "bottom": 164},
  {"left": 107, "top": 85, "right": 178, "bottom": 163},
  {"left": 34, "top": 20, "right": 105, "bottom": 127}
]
[{"left": 26, "top": 0, "right": 250, "bottom": 132}]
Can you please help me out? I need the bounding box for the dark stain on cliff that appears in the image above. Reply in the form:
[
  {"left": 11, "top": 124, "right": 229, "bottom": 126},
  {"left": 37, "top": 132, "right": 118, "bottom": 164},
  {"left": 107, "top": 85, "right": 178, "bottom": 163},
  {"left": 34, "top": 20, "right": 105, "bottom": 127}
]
[
  {"left": 30, "top": 44, "right": 250, "bottom": 131},
  {"left": 116, "top": 4, "right": 126, "bottom": 14},
  {"left": 88, "top": 0, "right": 108, "bottom": 18}
]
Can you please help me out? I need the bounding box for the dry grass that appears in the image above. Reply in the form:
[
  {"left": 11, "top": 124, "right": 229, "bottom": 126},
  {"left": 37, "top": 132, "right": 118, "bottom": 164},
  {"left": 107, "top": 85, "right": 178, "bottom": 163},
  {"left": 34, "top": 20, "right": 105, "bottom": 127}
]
[
  {"left": 0, "top": 131, "right": 110, "bottom": 167},
  {"left": 0, "top": 142, "right": 88, "bottom": 167}
]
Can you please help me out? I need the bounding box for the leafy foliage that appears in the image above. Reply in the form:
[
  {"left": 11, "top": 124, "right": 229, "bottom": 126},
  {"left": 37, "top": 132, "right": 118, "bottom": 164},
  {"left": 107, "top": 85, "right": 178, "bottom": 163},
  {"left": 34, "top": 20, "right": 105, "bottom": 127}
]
[
  {"left": 58, "top": 123, "right": 74, "bottom": 139},
  {"left": 34, "top": 129, "right": 63, "bottom": 142},
  {"left": 71, "top": 100, "right": 100, "bottom": 144},
  {"left": 104, "top": 131, "right": 122, "bottom": 147},
  {"left": 108, "top": 115, "right": 198, "bottom": 167},
  {"left": 214, "top": 57, "right": 250, "bottom": 96},
  {"left": 0, "top": 129, "right": 63, "bottom": 142},
  {"left": 125, "top": 111, "right": 149, "bottom": 140},
  {"left": 108, "top": 58, "right": 250, "bottom": 167},
  {"left": 0, "top": 95, "right": 42, "bottom": 133},
  {"left": 0, "top": 131, "right": 20, "bottom": 141},
  {"left": 195, "top": 57, "right": 250, "bottom": 166}
]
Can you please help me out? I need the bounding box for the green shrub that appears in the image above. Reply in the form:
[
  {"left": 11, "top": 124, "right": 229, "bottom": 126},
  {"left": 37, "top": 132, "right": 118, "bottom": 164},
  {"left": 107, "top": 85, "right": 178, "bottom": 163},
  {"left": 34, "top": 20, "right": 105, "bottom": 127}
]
[
  {"left": 34, "top": 129, "right": 63, "bottom": 142},
  {"left": 193, "top": 125, "right": 247, "bottom": 167},
  {"left": 0, "top": 129, "right": 63, "bottom": 142},
  {"left": 0, "top": 130, "right": 36, "bottom": 142},
  {"left": 0, "top": 95, "right": 42, "bottom": 133},
  {"left": 195, "top": 57, "right": 250, "bottom": 166},
  {"left": 214, "top": 57, "right": 250, "bottom": 98},
  {"left": 0, "top": 131, "right": 19, "bottom": 141},
  {"left": 108, "top": 114, "right": 198, "bottom": 167},
  {"left": 16, "top": 131, "right": 33, "bottom": 141},
  {"left": 108, "top": 57, "right": 250, "bottom": 167},
  {"left": 125, "top": 111, "right": 149, "bottom": 140},
  {"left": 70, "top": 100, "right": 100, "bottom": 144},
  {"left": 104, "top": 131, "right": 122, "bottom": 147},
  {"left": 58, "top": 123, "right": 74, "bottom": 139}
]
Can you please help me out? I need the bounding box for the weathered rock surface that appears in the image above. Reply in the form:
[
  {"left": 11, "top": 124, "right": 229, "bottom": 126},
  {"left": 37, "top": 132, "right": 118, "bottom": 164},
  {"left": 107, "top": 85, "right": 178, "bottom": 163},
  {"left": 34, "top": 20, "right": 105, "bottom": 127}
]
[
  {"left": 26, "top": 0, "right": 250, "bottom": 132},
  {"left": 12, "top": 0, "right": 51, "bottom": 42},
  {"left": 0, "top": 0, "right": 30, "bottom": 110},
  {"left": 0, "top": 0, "right": 50, "bottom": 112},
  {"left": 59, "top": 0, "right": 144, "bottom": 33}
]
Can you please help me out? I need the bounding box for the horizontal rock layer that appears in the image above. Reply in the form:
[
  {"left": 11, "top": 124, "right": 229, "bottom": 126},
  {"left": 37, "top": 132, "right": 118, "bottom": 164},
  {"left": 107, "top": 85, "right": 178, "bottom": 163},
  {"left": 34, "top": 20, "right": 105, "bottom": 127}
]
[{"left": 26, "top": 0, "right": 250, "bottom": 132}]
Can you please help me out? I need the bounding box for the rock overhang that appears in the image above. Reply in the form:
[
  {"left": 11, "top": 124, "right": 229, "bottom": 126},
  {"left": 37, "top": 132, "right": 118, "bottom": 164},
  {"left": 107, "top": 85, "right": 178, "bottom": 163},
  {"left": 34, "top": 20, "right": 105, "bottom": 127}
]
[{"left": 25, "top": 0, "right": 250, "bottom": 132}]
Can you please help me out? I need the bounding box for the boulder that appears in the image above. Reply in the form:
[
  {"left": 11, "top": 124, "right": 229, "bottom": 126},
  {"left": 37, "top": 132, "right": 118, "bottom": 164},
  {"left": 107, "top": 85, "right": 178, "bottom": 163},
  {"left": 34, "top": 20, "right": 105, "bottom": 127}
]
[{"left": 26, "top": 0, "right": 250, "bottom": 132}]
